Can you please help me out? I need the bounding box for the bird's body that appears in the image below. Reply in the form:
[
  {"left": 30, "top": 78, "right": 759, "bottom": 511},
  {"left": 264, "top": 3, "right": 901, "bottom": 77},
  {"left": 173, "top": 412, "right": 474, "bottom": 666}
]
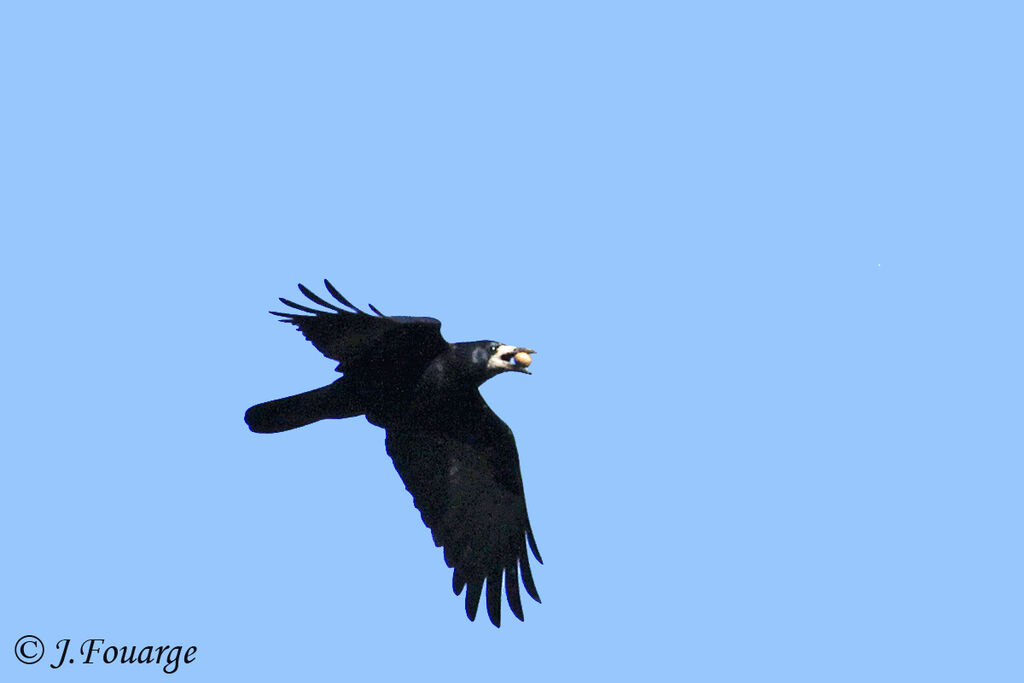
[{"left": 245, "top": 281, "right": 541, "bottom": 626}]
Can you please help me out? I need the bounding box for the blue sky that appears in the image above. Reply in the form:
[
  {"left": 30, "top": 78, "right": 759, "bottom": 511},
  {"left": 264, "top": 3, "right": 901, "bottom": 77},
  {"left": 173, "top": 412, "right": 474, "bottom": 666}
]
[{"left": 2, "top": 2, "right": 1020, "bottom": 681}]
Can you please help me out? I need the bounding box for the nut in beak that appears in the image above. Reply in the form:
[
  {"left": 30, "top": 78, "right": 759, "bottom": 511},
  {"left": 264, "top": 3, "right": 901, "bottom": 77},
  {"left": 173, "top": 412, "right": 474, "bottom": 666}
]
[{"left": 512, "top": 347, "right": 536, "bottom": 373}]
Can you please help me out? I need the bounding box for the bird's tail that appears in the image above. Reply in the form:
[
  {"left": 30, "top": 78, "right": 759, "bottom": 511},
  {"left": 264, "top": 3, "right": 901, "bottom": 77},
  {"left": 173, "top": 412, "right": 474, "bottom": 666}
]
[{"left": 244, "top": 380, "right": 362, "bottom": 434}]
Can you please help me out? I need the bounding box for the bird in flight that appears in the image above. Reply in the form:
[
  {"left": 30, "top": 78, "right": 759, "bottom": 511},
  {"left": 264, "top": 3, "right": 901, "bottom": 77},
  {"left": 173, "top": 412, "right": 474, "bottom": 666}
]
[{"left": 244, "top": 281, "right": 542, "bottom": 626}]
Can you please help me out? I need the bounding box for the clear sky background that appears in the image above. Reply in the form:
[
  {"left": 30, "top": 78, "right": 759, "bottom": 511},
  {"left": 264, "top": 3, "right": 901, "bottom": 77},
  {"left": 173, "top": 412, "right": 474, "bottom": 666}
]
[{"left": 2, "top": 2, "right": 1020, "bottom": 681}]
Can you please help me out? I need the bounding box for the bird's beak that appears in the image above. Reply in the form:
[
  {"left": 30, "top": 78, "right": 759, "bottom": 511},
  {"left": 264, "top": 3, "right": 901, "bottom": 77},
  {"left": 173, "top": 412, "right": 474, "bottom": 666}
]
[{"left": 489, "top": 345, "right": 536, "bottom": 375}]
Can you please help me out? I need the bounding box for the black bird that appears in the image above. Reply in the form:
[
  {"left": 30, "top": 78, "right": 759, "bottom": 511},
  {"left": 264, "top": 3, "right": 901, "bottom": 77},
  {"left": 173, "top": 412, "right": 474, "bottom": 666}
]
[{"left": 244, "top": 281, "right": 542, "bottom": 626}]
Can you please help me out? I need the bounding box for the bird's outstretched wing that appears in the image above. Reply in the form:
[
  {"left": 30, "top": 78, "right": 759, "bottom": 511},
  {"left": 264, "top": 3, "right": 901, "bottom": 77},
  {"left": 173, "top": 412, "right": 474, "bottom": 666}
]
[
  {"left": 271, "top": 280, "right": 448, "bottom": 373},
  {"left": 384, "top": 391, "right": 543, "bottom": 627}
]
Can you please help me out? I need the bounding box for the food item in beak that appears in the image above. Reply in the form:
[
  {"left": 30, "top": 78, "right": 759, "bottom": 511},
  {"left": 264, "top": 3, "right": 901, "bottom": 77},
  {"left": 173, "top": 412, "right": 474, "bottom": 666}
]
[{"left": 514, "top": 351, "right": 532, "bottom": 367}]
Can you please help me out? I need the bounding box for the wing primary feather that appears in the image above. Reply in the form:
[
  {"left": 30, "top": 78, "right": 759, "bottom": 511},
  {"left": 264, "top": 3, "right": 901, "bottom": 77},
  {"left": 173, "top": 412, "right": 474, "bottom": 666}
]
[
  {"left": 443, "top": 544, "right": 456, "bottom": 568},
  {"left": 277, "top": 298, "right": 323, "bottom": 315},
  {"left": 527, "top": 526, "right": 543, "bottom": 563},
  {"left": 486, "top": 571, "right": 503, "bottom": 627},
  {"left": 367, "top": 303, "right": 386, "bottom": 317},
  {"left": 505, "top": 564, "right": 524, "bottom": 621},
  {"left": 298, "top": 283, "right": 345, "bottom": 312},
  {"left": 322, "top": 280, "right": 363, "bottom": 313},
  {"left": 465, "top": 580, "right": 483, "bottom": 621},
  {"left": 453, "top": 569, "right": 466, "bottom": 596},
  {"left": 520, "top": 551, "right": 541, "bottom": 604}
]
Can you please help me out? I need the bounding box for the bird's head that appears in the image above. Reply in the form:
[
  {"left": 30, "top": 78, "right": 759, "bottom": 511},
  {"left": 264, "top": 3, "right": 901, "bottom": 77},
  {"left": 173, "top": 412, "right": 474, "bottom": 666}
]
[{"left": 458, "top": 341, "right": 536, "bottom": 384}]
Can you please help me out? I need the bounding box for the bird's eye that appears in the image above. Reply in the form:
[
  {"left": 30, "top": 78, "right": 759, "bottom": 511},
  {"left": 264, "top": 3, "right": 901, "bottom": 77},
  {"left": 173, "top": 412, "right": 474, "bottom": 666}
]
[{"left": 490, "top": 343, "right": 499, "bottom": 354}]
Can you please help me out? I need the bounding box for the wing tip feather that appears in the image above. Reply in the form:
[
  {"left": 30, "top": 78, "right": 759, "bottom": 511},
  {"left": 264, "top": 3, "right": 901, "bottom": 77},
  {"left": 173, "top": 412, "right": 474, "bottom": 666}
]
[
  {"left": 298, "top": 283, "right": 345, "bottom": 313},
  {"left": 506, "top": 564, "right": 524, "bottom": 621},
  {"left": 520, "top": 550, "right": 542, "bottom": 604},
  {"left": 527, "top": 527, "right": 543, "bottom": 564},
  {"left": 465, "top": 580, "right": 483, "bottom": 622},
  {"left": 486, "top": 572, "right": 503, "bottom": 627},
  {"left": 322, "top": 279, "right": 365, "bottom": 314}
]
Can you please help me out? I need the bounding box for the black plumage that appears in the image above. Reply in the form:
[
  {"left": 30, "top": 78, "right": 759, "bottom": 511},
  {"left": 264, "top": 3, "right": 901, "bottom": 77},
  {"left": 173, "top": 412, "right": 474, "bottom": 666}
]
[{"left": 245, "top": 280, "right": 542, "bottom": 626}]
